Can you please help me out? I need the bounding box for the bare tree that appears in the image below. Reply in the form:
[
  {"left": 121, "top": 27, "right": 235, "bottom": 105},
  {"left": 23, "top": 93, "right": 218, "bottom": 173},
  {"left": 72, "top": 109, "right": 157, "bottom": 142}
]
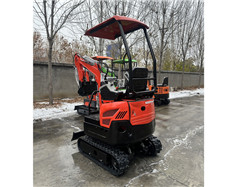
[
  {"left": 195, "top": 2, "right": 204, "bottom": 88},
  {"left": 33, "top": 31, "right": 47, "bottom": 61},
  {"left": 73, "top": 0, "right": 150, "bottom": 56},
  {"left": 177, "top": 0, "right": 201, "bottom": 89},
  {"left": 52, "top": 35, "right": 73, "bottom": 63},
  {"left": 151, "top": 0, "right": 183, "bottom": 81},
  {"left": 33, "top": 0, "right": 205, "bottom": 96},
  {"left": 69, "top": 0, "right": 106, "bottom": 56},
  {"left": 33, "top": 0, "right": 84, "bottom": 104}
]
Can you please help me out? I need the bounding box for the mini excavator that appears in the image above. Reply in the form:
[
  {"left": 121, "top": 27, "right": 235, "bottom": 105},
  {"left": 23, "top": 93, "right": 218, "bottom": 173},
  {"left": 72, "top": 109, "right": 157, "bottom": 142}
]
[
  {"left": 148, "top": 77, "right": 170, "bottom": 106},
  {"left": 71, "top": 15, "right": 162, "bottom": 176}
]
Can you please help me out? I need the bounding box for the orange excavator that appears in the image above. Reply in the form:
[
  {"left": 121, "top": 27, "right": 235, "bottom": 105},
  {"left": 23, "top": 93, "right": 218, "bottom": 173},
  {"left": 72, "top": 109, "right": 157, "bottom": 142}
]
[
  {"left": 148, "top": 77, "right": 170, "bottom": 106},
  {"left": 71, "top": 15, "right": 162, "bottom": 176}
]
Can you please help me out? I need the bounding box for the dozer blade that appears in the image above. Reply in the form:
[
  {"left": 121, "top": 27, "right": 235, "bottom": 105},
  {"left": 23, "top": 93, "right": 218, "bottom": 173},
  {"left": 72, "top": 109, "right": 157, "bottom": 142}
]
[{"left": 71, "top": 131, "right": 85, "bottom": 141}]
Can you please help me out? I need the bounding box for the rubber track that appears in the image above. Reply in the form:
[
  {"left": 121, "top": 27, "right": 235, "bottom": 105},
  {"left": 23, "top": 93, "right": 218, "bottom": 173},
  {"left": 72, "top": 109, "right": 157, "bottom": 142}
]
[
  {"left": 78, "top": 135, "right": 130, "bottom": 176},
  {"left": 148, "top": 135, "right": 162, "bottom": 155}
]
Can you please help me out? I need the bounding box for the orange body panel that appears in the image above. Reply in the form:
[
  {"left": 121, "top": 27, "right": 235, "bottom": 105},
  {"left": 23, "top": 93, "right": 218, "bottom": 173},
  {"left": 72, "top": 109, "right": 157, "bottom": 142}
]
[
  {"left": 99, "top": 98, "right": 155, "bottom": 128},
  {"left": 129, "top": 99, "right": 155, "bottom": 125},
  {"left": 102, "top": 100, "right": 114, "bottom": 103},
  {"left": 155, "top": 86, "right": 169, "bottom": 95},
  {"left": 148, "top": 84, "right": 169, "bottom": 95},
  {"left": 100, "top": 101, "right": 129, "bottom": 128}
]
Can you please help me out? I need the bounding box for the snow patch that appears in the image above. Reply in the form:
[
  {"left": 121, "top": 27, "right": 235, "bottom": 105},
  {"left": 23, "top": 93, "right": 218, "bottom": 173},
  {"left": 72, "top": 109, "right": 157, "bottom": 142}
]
[
  {"left": 151, "top": 169, "right": 158, "bottom": 173},
  {"left": 170, "top": 88, "right": 204, "bottom": 99},
  {"left": 37, "top": 101, "right": 49, "bottom": 105},
  {"left": 33, "top": 102, "right": 82, "bottom": 121},
  {"left": 70, "top": 125, "right": 81, "bottom": 131},
  {"left": 61, "top": 98, "right": 74, "bottom": 101}
]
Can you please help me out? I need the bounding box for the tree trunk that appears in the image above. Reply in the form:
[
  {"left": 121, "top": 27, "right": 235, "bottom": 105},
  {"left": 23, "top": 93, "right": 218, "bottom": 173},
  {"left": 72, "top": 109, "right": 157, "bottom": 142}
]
[
  {"left": 198, "top": 71, "right": 201, "bottom": 89},
  {"left": 158, "top": 12, "right": 166, "bottom": 84},
  {"left": 181, "top": 58, "right": 185, "bottom": 90},
  {"left": 158, "top": 47, "right": 163, "bottom": 83},
  {"left": 173, "top": 60, "right": 176, "bottom": 71},
  {"left": 198, "top": 59, "right": 203, "bottom": 89},
  {"left": 48, "top": 40, "right": 53, "bottom": 105},
  {"left": 171, "top": 11, "right": 174, "bottom": 70},
  {"left": 158, "top": 26, "right": 165, "bottom": 84}
]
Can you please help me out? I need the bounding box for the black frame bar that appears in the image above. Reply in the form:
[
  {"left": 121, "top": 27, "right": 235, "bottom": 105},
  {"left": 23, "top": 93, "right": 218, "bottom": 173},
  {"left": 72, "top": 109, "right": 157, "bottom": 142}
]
[
  {"left": 117, "top": 21, "right": 133, "bottom": 90},
  {"left": 143, "top": 28, "right": 157, "bottom": 88},
  {"left": 117, "top": 21, "right": 157, "bottom": 94},
  {"left": 88, "top": 90, "right": 98, "bottom": 114}
]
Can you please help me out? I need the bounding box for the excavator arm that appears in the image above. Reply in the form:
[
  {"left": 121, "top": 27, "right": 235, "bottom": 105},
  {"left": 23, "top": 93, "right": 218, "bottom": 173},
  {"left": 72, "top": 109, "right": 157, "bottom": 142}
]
[
  {"left": 74, "top": 53, "right": 101, "bottom": 83},
  {"left": 74, "top": 53, "right": 103, "bottom": 108}
]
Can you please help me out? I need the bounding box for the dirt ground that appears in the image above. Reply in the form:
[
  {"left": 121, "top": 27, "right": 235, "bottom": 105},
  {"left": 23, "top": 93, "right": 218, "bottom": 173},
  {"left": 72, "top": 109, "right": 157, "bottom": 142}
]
[{"left": 33, "top": 95, "right": 204, "bottom": 187}]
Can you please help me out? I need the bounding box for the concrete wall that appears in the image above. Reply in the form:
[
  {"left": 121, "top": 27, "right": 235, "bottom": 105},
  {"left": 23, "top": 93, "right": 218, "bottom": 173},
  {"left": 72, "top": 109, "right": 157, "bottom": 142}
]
[
  {"left": 155, "top": 71, "right": 204, "bottom": 88},
  {"left": 33, "top": 62, "right": 204, "bottom": 101},
  {"left": 33, "top": 62, "right": 79, "bottom": 101}
]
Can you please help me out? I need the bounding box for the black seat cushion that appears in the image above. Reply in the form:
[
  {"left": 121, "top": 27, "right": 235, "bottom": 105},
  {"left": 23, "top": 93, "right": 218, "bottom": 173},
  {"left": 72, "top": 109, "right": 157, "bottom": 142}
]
[
  {"left": 100, "top": 85, "right": 118, "bottom": 100},
  {"left": 132, "top": 67, "right": 148, "bottom": 92},
  {"left": 162, "top": 76, "right": 168, "bottom": 86},
  {"left": 100, "top": 85, "right": 122, "bottom": 100}
]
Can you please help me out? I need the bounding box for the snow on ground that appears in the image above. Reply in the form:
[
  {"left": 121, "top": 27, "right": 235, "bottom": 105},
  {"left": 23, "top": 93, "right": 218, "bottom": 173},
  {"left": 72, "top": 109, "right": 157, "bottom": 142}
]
[
  {"left": 169, "top": 88, "right": 204, "bottom": 99},
  {"left": 33, "top": 102, "right": 82, "bottom": 121},
  {"left": 33, "top": 88, "right": 204, "bottom": 121}
]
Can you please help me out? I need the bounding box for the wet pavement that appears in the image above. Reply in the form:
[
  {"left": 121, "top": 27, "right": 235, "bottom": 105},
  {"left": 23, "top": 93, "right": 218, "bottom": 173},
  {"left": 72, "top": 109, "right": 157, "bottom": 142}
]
[{"left": 34, "top": 95, "right": 204, "bottom": 187}]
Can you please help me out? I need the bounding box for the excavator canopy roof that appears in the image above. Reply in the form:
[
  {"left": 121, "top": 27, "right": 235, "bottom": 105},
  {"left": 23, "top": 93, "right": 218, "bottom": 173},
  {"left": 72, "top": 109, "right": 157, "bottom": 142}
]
[{"left": 85, "top": 15, "right": 149, "bottom": 40}]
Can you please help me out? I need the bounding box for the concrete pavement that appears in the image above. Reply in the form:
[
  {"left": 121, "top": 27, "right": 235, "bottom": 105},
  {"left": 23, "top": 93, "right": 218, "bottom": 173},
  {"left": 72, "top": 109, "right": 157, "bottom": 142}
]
[{"left": 34, "top": 95, "right": 204, "bottom": 187}]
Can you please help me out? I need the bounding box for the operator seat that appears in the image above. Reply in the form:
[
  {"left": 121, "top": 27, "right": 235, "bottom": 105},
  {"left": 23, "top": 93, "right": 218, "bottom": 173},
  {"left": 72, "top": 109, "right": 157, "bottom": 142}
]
[
  {"left": 99, "top": 84, "right": 124, "bottom": 101},
  {"left": 131, "top": 67, "right": 148, "bottom": 92},
  {"left": 157, "top": 76, "right": 168, "bottom": 87},
  {"left": 100, "top": 67, "right": 149, "bottom": 100}
]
